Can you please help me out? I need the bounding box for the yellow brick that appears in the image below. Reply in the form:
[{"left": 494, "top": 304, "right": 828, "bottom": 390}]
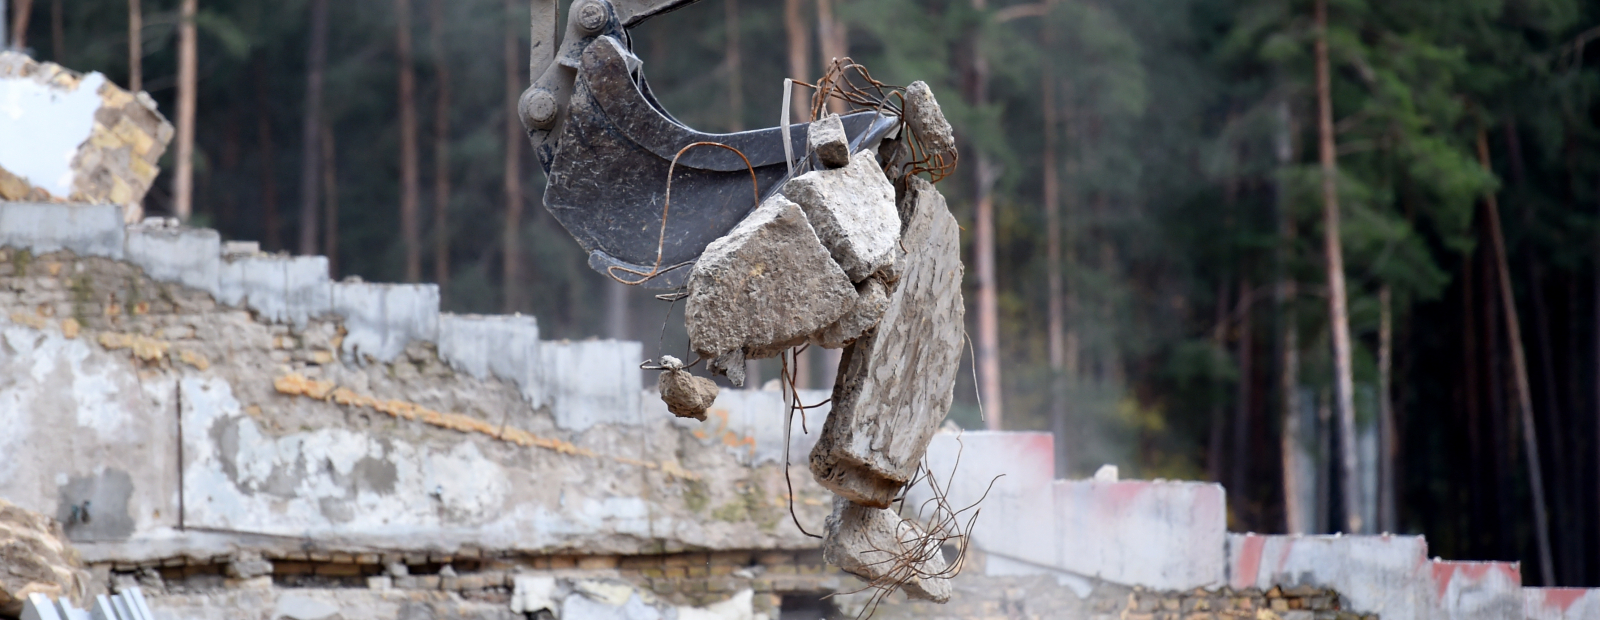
[
  {"left": 113, "top": 117, "right": 155, "bottom": 156},
  {"left": 59, "top": 318, "right": 79, "bottom": 339}
]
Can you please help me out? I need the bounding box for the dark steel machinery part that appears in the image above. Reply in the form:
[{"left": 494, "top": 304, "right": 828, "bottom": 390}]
[{"left": 520, "top": 0, "right": 899, "bottom": 288}]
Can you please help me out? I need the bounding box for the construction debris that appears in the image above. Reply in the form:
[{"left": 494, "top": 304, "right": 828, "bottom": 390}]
[
  {"left": 810, "top": 176, "right": 965, "bottom": 508},
  {"left": 657, "top": 355, "right": 720, "bottom": 421},
  {"left": 0, "top": 52, "right": 172, "bottom": 221},
  {"left": 810, "top": 278, "right": 889, "bottom": 350},
  {"left": 0, "top": 500, "right": 88, "bottom": 617},
  {"left": 808, "top": 114, "right": 851, "bottom": 169},
  {"left": 903, "top": 81, "right": 954, "bottom": 160},
  {"left": 685, "top": 194, "right": 856, "bottom": 383},
  {"left": 822, "top": 496, "right": 952, "bottom": 603},
  {"left": 780, "top": 151, "right": 900, "bottom": 282}
]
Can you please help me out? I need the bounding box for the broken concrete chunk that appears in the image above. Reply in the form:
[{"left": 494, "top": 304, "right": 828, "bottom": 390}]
[
  {"left": 809, "top": 113, "right": 851, "bottom": 169},
  {"left": 0, "top": 499, "right": 89, "bottom": 617},
  {"left": 823, "top": 496, "right": 953, "bottom": 603},
  {"left": 710, "top": 349, "right": 747, "bottom": 388},
  {"left": 904, "top": 81, "right": 954, "bottom": 160},
  {"left": 686, "top": 194, "right": 856, "bottom": 369},
  {"left": 0, "top": 52, "right": 172, "bottom": 220},
  {"left": 658, "top": 356, "right": 720, "bottom": 421},
  {"left": 810, "top": 177, "right": 965, "bottom": 508},
  {"left": 811, "top": 278, "right": 889, "bottom": 349},
  {"left": 781, "top": 151, "right": 900, "bottom": 282}
]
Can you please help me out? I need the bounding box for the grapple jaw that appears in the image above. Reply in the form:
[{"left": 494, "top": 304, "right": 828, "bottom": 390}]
[{"left": 519, "top": 0, "right": 900, "bottom": 288}]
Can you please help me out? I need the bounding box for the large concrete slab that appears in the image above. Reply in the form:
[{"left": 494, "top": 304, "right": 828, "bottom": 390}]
[
  {"left": 905, "top": 432, "right": 1057, "bottom": 573},
  {"left": 0, "top": 203, "right": 125, "bottom": 260},
  {"left": 1229, "top": 534, "right": 1433, "bottom": 620},
  {"left": 540, "top": 339, "right": 643, "bottom": 431},
  {"left": 1525, "top": 588, "right": 1600, "bottom": 620},
  {"left": 124, "top": 225, "right": 220, "bottom": 297},
  {"left": 330, "top": 282, "right": 440, "bottom": 364},
  {"left": 217, "top": 255, "right": 331, "bottom": 328},
  {"left": 1054, "top": 479, "right": 1225, "bottom": 590},
  {"left": 1429, "top": 560, "right": 1522, "bottom": 620},
  {"left": 437, "top": 313, "right": 545, "bottom": 407}
]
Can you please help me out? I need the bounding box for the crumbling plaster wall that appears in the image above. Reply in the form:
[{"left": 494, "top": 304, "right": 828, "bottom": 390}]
[{"left": 0, "top": 202, "right": 837, "bottom": 566}]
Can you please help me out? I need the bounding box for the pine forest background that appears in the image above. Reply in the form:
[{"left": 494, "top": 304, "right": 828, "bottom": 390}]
[{"left": 8, "top": 0, "right": 1600, "bottom": 588}]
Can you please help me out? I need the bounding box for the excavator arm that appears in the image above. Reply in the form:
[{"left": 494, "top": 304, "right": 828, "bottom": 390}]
[{"left": 517, "top": 0, "right": 900, "bottom": 288}]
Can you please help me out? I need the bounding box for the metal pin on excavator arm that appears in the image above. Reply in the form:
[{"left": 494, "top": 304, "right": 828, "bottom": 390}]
[{"left": 518, "top": 0, "right": 900, "bottom": 288}]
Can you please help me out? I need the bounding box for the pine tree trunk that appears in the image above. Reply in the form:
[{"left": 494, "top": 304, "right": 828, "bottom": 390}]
[
  {"left": 816, "top": 0, "right": 847, "bottom": 115},
  {"left": 322, "top": 123, "right": 339, "bottom": 277},
  {"left": 48, "top": 0, "right": 59, "bottom": 61},
  {"left": 430, "top": 0, "right": 451, "bottom": 286},
  {"left": 1476, "top": 127, "right": 1556, "bottom": 585},
  {"left": 724, "top": 0, "right": 742, "bottom": 131},
  {"left": 964, "top": 0, "right": 1002, "bottom": 428},
  {"left": 253, "top": 59, "right": 280, "bottom": 249},
  {"left": 501, "top": 0, "right": 525, "bottom": 312},
  {"left": 173, "top": 0, "right": 197, "bottom": 221},
  {"left": 127, "top": 0, "right": 141, "bottom": 91},
  {"left": 1044, "top": 70, "right": 1069, "bottom": 476},
  {"left": 783, "top": 0, "right": 809, "bottom": 122},
  {"left": 1208, "top": 279, "right": 1230, "bottom": 484},
  {"left": 9, "top": 0, "right": 30, "bottom": 50},
  {"left": 1313, "top": 0, "right": 1360, "bottom": 534},
  {"left": 298, "top": 0, "right": 328, "bottom": 256},
  {"left": 396, "top": 0, "right": 422, "bottom": 282},
  {"left": 1275, "top": 98, "right": 1308, "bottom": 534},
  {"left": 1378, "top": 285, "right": 1397, "bottom": 532},
  {"left": 1232, "top": 279, "right": 1254, "bottom": 499}
]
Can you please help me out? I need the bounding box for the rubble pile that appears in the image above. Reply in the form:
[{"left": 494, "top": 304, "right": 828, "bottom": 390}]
[
  {"left": 659, "top": 84, "right": 964, "bottom": 602},
  {"left": 0, "top": 500, "right": 89, "bottom": 617}
]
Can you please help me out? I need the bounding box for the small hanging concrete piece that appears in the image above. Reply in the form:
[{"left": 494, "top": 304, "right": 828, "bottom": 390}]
[
  {"left": 810, "top": 176, "right": 965, "bottom": 508},
  {"left": 809, "top": 113, "right": 851, "bottom": 169},
  {"left": 822, "top": 496, "right": 953, "bottom": 603},
  {"left": 903, "top": 81, "right": 954, "bottom": 160},
  {"left": 657, "top": 355, "right": 719, "bottom": 421},
  {"left": 781, "top": 151, "right": 900, "bottom": 282},
  {"left": 685, "top": 194, "right": 856, "bottom": 375},
  {"left": 811, "top": 278, "right": 889, "bottom": 349}
]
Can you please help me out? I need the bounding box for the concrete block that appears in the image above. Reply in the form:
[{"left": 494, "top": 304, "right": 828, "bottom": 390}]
[
  {"left": 1525, "top": 588, "right": 1600, "bottom": 620},
  {"left": 437, "top": 313, "right": 544, "bottom": 407},
  {"left": 1229, "top": 534, "right": 1432, "bottom": 620},
  {"left": 905, "top": 432, "right": 1057, "bottom": 571},
  {"left": 780, "top": 150, "right": 900, "bottom": 282},
  {"left": 124, "top": 225, "right": 220, "bottom": 296},
  {"left": 1053, "top": 479, "right": 1225, "bottom": 590},
  {"left": 0, "top": 203, "right": 125, "bottom": 259},
  {"left": 1429, "top": 560, "right": 1522, "bottom": 620},
  {"left": 808, "top": 113, "right": 850, "bottom": 169},
  {"left": 330, "top": 282, "right": 439, "bottom": 364},
  {"left": 217, "top": 255, "right": 331, "bottom": 327},
  {"left": 540, "top": 339, "right": 643, "bottom": 431}
]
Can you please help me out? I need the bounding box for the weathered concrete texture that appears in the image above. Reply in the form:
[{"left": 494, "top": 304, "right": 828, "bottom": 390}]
[
  {"left": 907, "top": 432, "right": 1060, "bottom": 575},
  {"left": 1525, "top": 588, "right": 1600, "bottom": 620},
  {"left": 148, "top": 586, "right": 517, "bottom": 620},
  {"left": 540, "top": 339, "right": 643, "bottom": 431},
  {"left": 0, "top": 500, "right": 89, "bottom": 616},
  {"left": 217, "top": 255, "right": 333, "bottom": 329},
  {"left": 0, "top": 203, "right": 125, "bottom": 260},
  {"left": 821, "top": 497, "right": 951, "bottom": 602},
  {"left": 658, "top": 367, "right": 719, "bottom": 421},
  {"left": 810, "top": 278, "right": 888, "bottom": 349},
  {"left": 808, "top": 114, "right": 850, "bottom": 169},
  {"left": 809, "top": 177, "right": 964, "bottom": 508},
  {"left": 780, "top": 151, "right": 899, "bottom": 282},
  {"left": 902, "top": 81, "right": 954, "bottom": 159},
  {"left": 652, "top": 386, "right": 833, "bottom": 468},
  {"left": 1053, "top": 479, "right": 1225, "bottom": 591},
  {"left": 124, "top": 224, "right": 221, "bottom": 295},
  {"left": 1430, "top": 560, "right": 1523, "bottom": 620},
  {"left": 1229, "top": 533, "right": 1433, "bottom": 620},
  {"left": 331, "top": 282, "right": 440, "bottom": 364},
  {"left": 0, "top": 53, "right": 171, "bottom": 209},
  {"left": 436, "top": 313, "right": 545, "bottom": 408},
  {"left": 685, "top": 195, "right": 855, "bottom": 366}
]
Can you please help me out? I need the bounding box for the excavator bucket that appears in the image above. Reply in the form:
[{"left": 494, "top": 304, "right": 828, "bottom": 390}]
[{"left": 519, "top": 0, "right": 900, "bottom": 288}]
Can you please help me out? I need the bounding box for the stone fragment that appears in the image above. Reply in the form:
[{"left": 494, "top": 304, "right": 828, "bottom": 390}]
[
  {"left": 822, "top": 496, "right": 952, "bottom": 603},
  {"left": 809, "top": 113, "right": 851, "bottom": 169},
  {"left": 710, "top": 349, "right": 747, "bottom": 387},
  {"left": 0, "top": 499, "right": 89, "bottom": 617},
  {"left": 225, "top": 551, "right": 274, "bottom": 579},
  {"left": 658, "top": 355, "right": 719, "bottom": 421},
  {"left": 810, "top": 177, "right": 965, "bottom": 508},
  {"left": 0, "top": 53, "right": 173, "bottom": 220},
  {"left": 811, "top": 278, "right": 889, "bottom": 349},
  {"left": 904, "top": 81, "right": 954, "bottom": 159},
  {"left": 781, "top": 150, "right": 900, "bottom": 282},
  {"left": 686, "top": 194, "right": 856, "bottom": 372}
]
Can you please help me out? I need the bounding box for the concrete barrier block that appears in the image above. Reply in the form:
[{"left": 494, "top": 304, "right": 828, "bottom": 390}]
[
  {"left": 124, "top": 225, "right": 220, "bottom": 296},
  {"left": 539, "top": 339, "right": 642, "bottom": 431},
  {"left": 906, "top": 431, "right": 1057, "bottom": 572},
  {"left": 1525, "top": 588, "right": 1600, "bottom": 620},
  {"left": 217, "top": 255, "right": 331, "bottom": 327},
  {"left": 438, "top": 313, "right": 544, "bottom": 406},
  {"left": 0, "top": 202, "right": 124, "bottom": 259},
  {"left": 1229, "top": 534, "right": 1433, "bottom": 619},
  {"left": 1054, "top": 479, "right": 1225, "bottom": 590},
  {"left": 1429, "top": 560, "right": 1521, "bottom": 620},
  {"left": 330, "top": 282, "right": 439, "bottom": 364}
]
